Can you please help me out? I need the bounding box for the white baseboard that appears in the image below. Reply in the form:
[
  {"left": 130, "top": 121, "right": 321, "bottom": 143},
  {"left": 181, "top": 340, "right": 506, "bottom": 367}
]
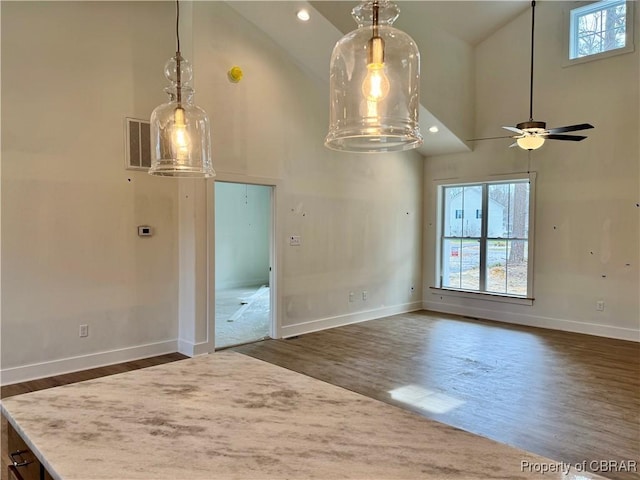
[
  {"left": 177, "top": 339, "right": 213, "bottom": 357},
  {"left": 216, "top": 279, "right": 270, "bottom": 290},
  {"left": 422, "top": 301, "right": 640, "bottom": 342},
  {"left": 0, "top": 340, "right": 178, "bottom": 386},
  {"left": 280, "top": 301, "right": 423, "bottom": 338}
]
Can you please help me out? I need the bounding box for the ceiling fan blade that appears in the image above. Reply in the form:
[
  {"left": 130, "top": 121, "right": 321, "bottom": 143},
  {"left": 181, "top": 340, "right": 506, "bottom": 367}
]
[
  {"left": 502, "top": 126, "right": 524, "bottom": 134},
  {"left": 546, "top": 134, "right": 587, "bottom": 141},
  {"left": 546, "top": 123, "right": 594, "bottom": 134},
  {"left": 467, "top": 135, "right": 515, "bottom": 141},
  {"left": 508, "top": 142, "right": 518, "bottom": 148}
]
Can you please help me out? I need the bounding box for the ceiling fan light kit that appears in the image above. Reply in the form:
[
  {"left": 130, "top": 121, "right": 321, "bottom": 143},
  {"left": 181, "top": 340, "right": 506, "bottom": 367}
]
[
  {"left": 469, "top": 1, "right": 594, "bottom": 151},
  {"left": 516, "top": 134, "right": 545, "bottom": 151}
]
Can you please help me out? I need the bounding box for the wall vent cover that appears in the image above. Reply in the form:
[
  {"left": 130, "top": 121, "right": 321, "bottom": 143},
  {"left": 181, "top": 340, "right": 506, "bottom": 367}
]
[{"left": 125, "top": 117, "right": 151, "bottom": 170}]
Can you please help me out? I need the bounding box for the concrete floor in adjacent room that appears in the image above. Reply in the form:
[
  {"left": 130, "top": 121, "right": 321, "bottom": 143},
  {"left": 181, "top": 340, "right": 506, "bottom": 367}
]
[{"left": 215, "top": 285, "right": 271, "bottom": 349}]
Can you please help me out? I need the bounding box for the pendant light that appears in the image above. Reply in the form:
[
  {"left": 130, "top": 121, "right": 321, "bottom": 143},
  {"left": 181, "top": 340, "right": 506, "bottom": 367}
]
[
  {"left": 149, "top": 1, "right": 215, "bottom": 177},
  {"left": 325, "top": 0, "right": 422, "bottom": 153}
]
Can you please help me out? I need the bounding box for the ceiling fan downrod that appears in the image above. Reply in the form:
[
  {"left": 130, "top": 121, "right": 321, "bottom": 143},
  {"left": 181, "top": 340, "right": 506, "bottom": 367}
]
[
  {"left": 517, "top": 0, "right": 546, "bottom": 132},
  {"left": 528, "top": 0, "right": 536, "bottom": 123}
]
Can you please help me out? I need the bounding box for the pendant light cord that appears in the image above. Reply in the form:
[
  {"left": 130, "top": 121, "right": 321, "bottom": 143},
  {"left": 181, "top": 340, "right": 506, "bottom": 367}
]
[
  {"left": 372, "top": 0, "right": 379, "bottom": 37},
  {"left": 175, "top": 0, "right": 182, "bottom": 104},
  {"left": 176, "top": 0, "right": 181, "bottom": 54},
  {"left": 529, "top": 1, "right": 536, "bottom": 121}
]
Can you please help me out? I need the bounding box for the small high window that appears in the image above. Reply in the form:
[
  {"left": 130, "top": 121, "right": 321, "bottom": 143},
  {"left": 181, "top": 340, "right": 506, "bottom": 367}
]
[{"left": 569, "top": 0, "right": 634, "bottom": 62}]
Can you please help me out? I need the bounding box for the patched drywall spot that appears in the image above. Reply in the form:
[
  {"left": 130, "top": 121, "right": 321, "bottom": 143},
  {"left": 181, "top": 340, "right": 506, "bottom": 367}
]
[{"left": 292, "top": 203, "right": 304, "bottom": 215}]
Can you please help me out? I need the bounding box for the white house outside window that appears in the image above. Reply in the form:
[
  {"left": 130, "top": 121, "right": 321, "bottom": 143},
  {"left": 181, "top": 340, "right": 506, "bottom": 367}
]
[{"left": 439, "top": 178, "right": 535, "bottom": 298}]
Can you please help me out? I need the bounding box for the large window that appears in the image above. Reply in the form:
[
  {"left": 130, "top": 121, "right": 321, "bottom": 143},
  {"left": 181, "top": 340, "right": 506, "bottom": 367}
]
[
  {"left": 439, "top": 179, "right": 534, "bottom": 298},
  {"left": 568, "top": 0, "right": 634, "bottom": 62}
]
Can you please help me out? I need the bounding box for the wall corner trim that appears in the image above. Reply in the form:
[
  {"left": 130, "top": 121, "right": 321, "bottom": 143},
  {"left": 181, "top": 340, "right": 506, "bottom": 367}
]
[{"left": 177, "top": 339, "right": 213, "bottom": 357}]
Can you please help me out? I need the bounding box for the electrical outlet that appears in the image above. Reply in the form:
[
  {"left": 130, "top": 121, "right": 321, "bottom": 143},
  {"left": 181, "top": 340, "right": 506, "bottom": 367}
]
[
  {"left": 349, "top": 292, "right": 355, "bottom": 302},
  {"left": 79, "top": 324, "right": 89, "bottom": 337},
  {"left": 362, "top": 291, "right": 368, "bottom": 301},
  {"left": 596, "top": 300, "right": 605, "bottom": 311}
]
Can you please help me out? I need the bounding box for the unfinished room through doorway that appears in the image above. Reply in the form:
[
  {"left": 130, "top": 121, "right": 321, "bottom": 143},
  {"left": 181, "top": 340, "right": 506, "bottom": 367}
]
[{"left": 214, "top": 182, "right": 273, "bottom": 348}]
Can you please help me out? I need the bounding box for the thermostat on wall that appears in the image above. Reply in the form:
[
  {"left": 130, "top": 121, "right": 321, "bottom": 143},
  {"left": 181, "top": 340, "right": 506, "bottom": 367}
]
[{"left": 138, "top": 225, "right": 153, "bottom": 237}]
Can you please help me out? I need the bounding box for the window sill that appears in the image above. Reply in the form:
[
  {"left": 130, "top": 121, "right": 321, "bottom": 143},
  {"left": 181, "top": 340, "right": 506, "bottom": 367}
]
[
  {"left": 429, "top": 287, "right": 534, "bottom": 306},
  {"left": 563, "top": 43, "right": 635, "bottom": 67}
]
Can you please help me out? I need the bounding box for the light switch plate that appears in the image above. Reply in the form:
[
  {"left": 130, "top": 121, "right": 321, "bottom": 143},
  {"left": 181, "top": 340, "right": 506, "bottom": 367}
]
[{"left": 289, "top": 235, "right": 301, "bottom": 246}]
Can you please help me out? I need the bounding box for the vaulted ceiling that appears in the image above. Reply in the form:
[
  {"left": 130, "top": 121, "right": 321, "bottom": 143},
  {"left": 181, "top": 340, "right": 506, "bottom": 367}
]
[
  {"left": 227, "top": 1, "right": 530, "bottom": 156},
  {"left": 312, "top": 1, "right": 530, "bottom": 46}
]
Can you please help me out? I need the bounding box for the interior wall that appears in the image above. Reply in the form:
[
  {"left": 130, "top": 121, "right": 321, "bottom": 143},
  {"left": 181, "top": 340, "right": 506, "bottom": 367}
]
[
  {"left": 215, "top": 183, "right": 270, "bottom": 290},
  {"left": 193, "top": 2, "right": 424, "bottom": 336},
  {"left": 422, "top": 2, "right": 640, "bottom": 340},
  {"left": 1, "top": 1, "right": 180, "bottom": 381},
  {"left": 411, "top": 23, "right": 475, "bottom": 143}
]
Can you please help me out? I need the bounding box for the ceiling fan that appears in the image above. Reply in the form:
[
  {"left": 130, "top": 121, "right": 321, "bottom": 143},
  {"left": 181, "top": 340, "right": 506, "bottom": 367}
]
[{"left": 469, "top": 0, "right": 594, "bottom": 150}]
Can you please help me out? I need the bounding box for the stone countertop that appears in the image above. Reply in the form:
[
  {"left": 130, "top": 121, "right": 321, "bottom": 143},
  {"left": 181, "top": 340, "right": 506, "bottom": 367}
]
[{"left": 1, "top": 352, "right": 607, "bottom": 480}]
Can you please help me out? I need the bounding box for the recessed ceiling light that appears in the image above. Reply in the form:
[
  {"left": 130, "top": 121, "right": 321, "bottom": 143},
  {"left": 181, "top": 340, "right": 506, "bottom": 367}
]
[
  {"left": 429, "top": 126, "right": 439, "bottom": 133},
  {"left": 297, "top": 9, "right": 310, "bottom": 22}
]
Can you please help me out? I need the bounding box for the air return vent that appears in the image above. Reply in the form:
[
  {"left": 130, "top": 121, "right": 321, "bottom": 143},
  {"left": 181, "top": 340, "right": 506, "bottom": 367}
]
[{"left": 125, "top": 118, "right": 151, "bottom": 170}]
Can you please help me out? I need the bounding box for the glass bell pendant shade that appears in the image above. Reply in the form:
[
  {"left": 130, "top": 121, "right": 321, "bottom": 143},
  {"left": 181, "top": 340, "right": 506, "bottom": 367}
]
[
  {"left": 325, "top": 1, "right": 422, "bottom": 153},
  {"left": 149, "top": 55, "right": 215, "bottom": 177}
]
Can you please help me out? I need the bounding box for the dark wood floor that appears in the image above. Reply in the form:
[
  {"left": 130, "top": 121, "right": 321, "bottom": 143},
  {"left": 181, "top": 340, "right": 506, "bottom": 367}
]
[
  {"left": 234, "top": 311, "right": 640, "bottom": 480},
  {"left": 2, "top": 313, "right": 638, "bottom": 480}
]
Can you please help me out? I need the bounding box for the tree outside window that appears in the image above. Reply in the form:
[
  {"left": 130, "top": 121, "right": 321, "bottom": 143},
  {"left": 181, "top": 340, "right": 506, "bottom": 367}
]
[{"left": 571, "top": 0, "right": 627, "bottom": 59}]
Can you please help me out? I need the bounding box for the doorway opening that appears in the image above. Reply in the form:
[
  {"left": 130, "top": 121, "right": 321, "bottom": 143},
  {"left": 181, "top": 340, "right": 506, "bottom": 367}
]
[{"left": 214, "top": 182, "right": 273, "bottom": 349}]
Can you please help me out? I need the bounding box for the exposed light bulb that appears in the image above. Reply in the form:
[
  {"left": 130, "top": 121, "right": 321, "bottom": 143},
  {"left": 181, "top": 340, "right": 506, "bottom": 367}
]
[
  {"left": 362, "top": 63, "right": 390, "bottom": 102},
  {"left": 429, "top": 126, "right": 439, "bottom": 133},
  {"left": 516, "top": 135, "right": 545, "bottom": 151},
  {"left": 362, "top": 34, "right": 389, "bottom": 103},
  {"left": 171, "top": 107, "right": 190, "bottom": 159},
  {"left": 296, "top": 9, "right": 310, "bottom": 21}
]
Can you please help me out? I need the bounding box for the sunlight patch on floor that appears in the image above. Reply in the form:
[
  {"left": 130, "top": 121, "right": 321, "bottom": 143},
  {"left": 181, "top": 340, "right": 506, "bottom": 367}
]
[{"left": 388, "top": 384, "right": 465, "bottom": 414}]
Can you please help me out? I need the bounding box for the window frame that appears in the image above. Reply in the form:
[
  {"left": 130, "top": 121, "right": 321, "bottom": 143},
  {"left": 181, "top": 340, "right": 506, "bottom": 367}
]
[
  {"left": 433, "top": 173, "right": 536, "bottom": 305},
  {"left": 563, "top": 0, "right": 635, "bottom": 67}
]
